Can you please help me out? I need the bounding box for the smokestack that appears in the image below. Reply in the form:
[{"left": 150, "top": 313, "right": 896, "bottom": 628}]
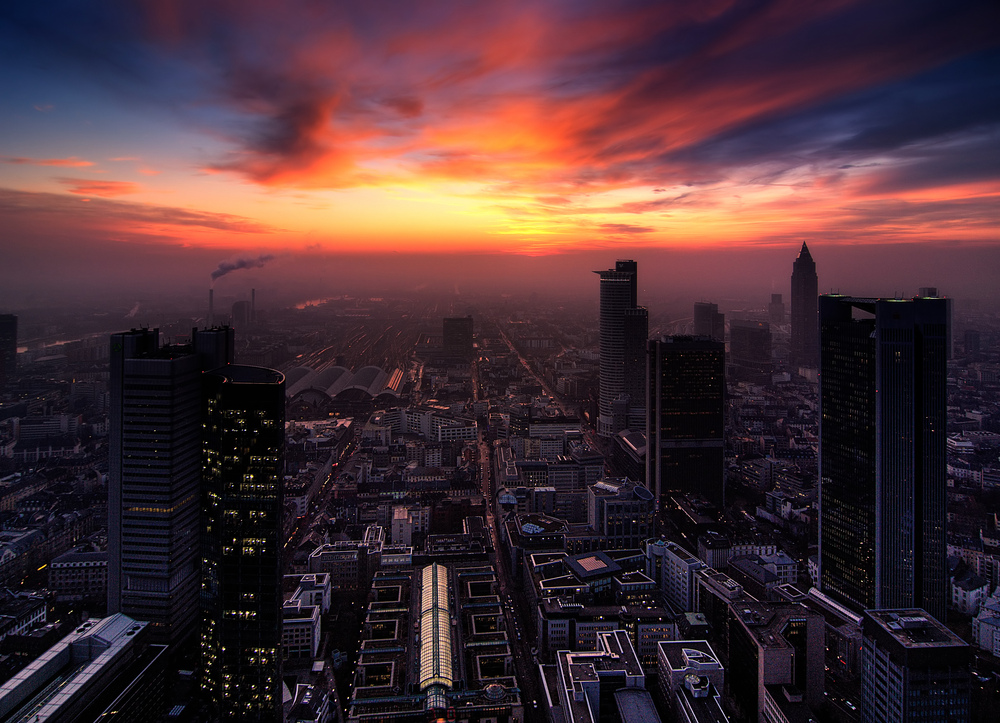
[
  {"left": 209, "top": 288, "right": 214, "bottom": 327},
  {"left": 251, "top": 288, "right": 256, "bottom": 325}
]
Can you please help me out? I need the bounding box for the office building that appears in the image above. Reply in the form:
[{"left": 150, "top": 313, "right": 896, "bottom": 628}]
[
  {"left": 596, "top": 260, "right": 646, "bottom": 437},
  {"left": 548, "top": 629, "right": 652, "bottom": 723},
  {"left": 623, "top": 306, "right": 649, "bottom": 430},
  {"left": 693, "top": 302, "right": 724, "bottom": 341},
  {"left": 727, "top": 602, "right": 824, "bottom": 722},
  {"left": 657, "top": 640, "right": 728, "bottom": 723},
  {"left": 108, "top": 326, "right": 233, "bottom": 648},
  {"left": 644, "top": 539, "right": 705, "bottom": 612},
  {"left": 0, "top": 614, "right": 167, "bottom": 722},
  {"left": 768, "top": 294, "right": 785, "bottom": 325},
  {"left": 586, "top": 478, "right": 654, "bottom": 549},
  {"left": 729, "top": 319, "right": 772, "bottom": 383},
  {"left": 790, "top": 242, "right": 818, "bottom": 369},
  {"left": 201, "top": 364, "right": 285, "bottom": 721},
  {"left": 818, "top": 295, "right": 949, "bottom": 620},
  {"left": 861, "top": 609, "right": 970, "bottom": 723},
  {"left": 646, "top": 336, "right": 726, "bottom": 508},
  {"left": 232, "top": 299, "right": 251, "bottom": 328},
  {"left": 442, "top": 315, "right": 474, "bottom": 359},
  {"left": 0, "top": 315, "right": 15, "bottom": 388}
]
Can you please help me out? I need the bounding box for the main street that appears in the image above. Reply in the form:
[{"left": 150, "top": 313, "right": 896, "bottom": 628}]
[{"left": 473, "top": 351, "right": 545, "bottom": 716}]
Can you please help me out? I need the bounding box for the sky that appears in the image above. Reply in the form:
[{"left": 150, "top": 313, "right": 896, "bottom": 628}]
[{"left": 1, "top": 0, "right": 999, "bottom": 306}]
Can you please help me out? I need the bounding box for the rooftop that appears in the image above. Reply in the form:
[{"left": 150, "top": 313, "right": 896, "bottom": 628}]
[{"left": 865, "top": 609, "right": 966, "bottom": 649}]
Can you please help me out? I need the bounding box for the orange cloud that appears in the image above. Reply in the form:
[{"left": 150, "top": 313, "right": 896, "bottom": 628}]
[
  {"left": 3, "top": 156, "right": 94, "bottom": 167},
  {"left": 57, "top": 178, "right": 142, "bottom": 197}
]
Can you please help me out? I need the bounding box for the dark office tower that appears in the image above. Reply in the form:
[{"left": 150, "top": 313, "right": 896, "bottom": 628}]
[
  {"left": 596, "top": 260, "right": 640, "bottom": 437},
  {"left": 201, "top": 365, "right": 285, "bottom": 722},
  {"left": 623, "top": 306, "right": 649, "bottom": 430},
  {"left": 790, "top": 242, "right": 818, "bottom": 369},
  {"left": 861, "top": 610, "right": 970, "bottom": 723},
  {"left": 729, "top": 320, "right": 772, "bottom": 384},
  {"left": 443, "top": 315, "right": 474, "bottom": 359},
  {"left": 818, "top": 296, "right": 949, "bottom": 621},
  {"left": 108, "top": 327, "right": 234, "bottom": 649},
  {"left": 646, "top": 336, "right": 726, "bottom": 508},
  {"left": 0, "top": 314, "right": 16, "bottom": 388},
  {"left": 964, "top": 329, "right": 981, "bottom": 358},
  {"left": 693, "top": 302, "right": 725, "bottom": 341},
  {"left": 768, "top": 294, "right": 785, "bottom": 325},
  {"left": 232, "top": 300, "right": 251, "bottom": 329}
]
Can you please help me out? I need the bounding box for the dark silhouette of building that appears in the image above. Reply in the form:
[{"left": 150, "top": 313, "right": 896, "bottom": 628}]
[
  {"left": 108, "top": 327, "right": 234, "bottom": 649},
  {"left": 790, "top": 242, "right": 818, "bottom": 369},
  {"left": 442, "top": 316, "right": 474, "bottom": 359},
  {"left": 232, "top": 300, "right": 251, "bottom": 329},
  {"left": 861, "top": 609, "right": 970, "bottom": 723},
  {"left": 693, "top": 302, "right": 724, "bottom": 341},
  {"left": 201, "top": 365, "right": 285, "bottom": 721},
  {"left": 623, "top": 306, "right": 649, "bottom": 430},
  {"left": 0, "top": 314, "right": 15, "bottom": 388},
  {"left": 768, "top": 294, "right": 785, "bottom": 325},
  {"left": 646, "top": 336, "right": 726, "bottom": 509},
  {"left": 964, "top": 329, "right": 981, "bottom": 358},
  {"left": 596, "top": 260, "right": 646, "bottom": 437},
  {"left": 729, "top": 320, "right": 772, "bottom": 383},
  {"left": 818, "top": 296, "right": 949, "bottom": 621}
]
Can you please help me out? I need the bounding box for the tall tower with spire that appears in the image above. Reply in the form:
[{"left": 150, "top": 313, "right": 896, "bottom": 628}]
[{"left": 790, "top": 243, "right": 818, "bottom": 369}]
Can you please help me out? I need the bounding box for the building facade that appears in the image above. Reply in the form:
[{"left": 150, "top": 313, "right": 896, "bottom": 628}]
[
  {"left": 596, "top": 260, "right": 645, "bottom": 437},
  {"left": 693, "top": 302, "right": 724, "bottom": 341},
  {"left": 443, "top": 315, "right": 474, "bottom": 359},
  {"left": 861, "top": 609, "right": 970, "bottom": 723},
  {"left": 646, "top": 336, "right": 726, "bottom": 509},
  {"left": 201, "top": 364, "right": 285, "bottom": 721},
  {"left": 108, "top": 326, "right": 233, "bottom": 648},
  {"left": 818, "top": 295, "right": 949, "bottom": 620}
]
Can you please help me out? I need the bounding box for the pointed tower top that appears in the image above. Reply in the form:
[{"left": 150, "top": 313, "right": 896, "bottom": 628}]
[{"left": 800, "top": 242, "right": 811, "bottom": 256}]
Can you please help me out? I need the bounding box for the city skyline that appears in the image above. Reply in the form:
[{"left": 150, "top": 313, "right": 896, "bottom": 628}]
[{"left": 1, "top": 2, "right": 999, "bottom": 306}]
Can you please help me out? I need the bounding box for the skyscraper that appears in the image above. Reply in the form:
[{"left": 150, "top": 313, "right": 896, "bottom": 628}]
[
  {"left": 108, "top": 326, "right": 234, "bottom": 648},
  {"left": 818, "top": 295, "right": 949, "bottom": 620},
  {"left": 729, "top": 320, "right": 772, "bottom": 384},
  {"left": 646, "top": 336, "right": 726, "bottom": 508},
  {"left": 0, "top": 314, "right": 15, "bottom": 388},
  {"left": 768, "top": 294, "right": 785, "bottom": 325},
  {"left": 442, "top": 315, "right": 474, "bottom": 359},
  {"left": 201, "top": 365, "right": 285, "bottom": 721},
  {"left": 790, "top": 242, "right": 818, "bottom": 369},
  {"left": 693, "top": 302, "right": 724, "bottom": 341},
  {"left": 623, "top": 306, "right": 649, "bottom": 430},
  {"left": 596, "top": 260, "right": 646, "bottom": 437}
]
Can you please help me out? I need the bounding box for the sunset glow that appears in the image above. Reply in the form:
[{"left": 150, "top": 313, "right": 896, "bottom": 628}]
[{"left": 1, "top": 0, "right": 998, "bottom": 299}]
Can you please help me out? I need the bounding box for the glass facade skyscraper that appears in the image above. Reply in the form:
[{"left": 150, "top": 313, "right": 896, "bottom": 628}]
[
  {"left": 201, "top": 364, "right": 285, "bottom": 721},
  {"left": 646, "top": 336, "right": 726, "bottom": 509},
  {"left": 819, "top": 295, "right": 949, "bottom": 620},
  {"left": 596, "top": 260, "right": 646, "bottom": 437},
  {"left": 108, "top": 327, "right": 234, "bottom": 648}
]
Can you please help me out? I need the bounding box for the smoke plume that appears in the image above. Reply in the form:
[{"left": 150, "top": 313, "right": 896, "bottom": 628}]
[{"left": 211, "top": 254, "right": 275, "bottom": 283}]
